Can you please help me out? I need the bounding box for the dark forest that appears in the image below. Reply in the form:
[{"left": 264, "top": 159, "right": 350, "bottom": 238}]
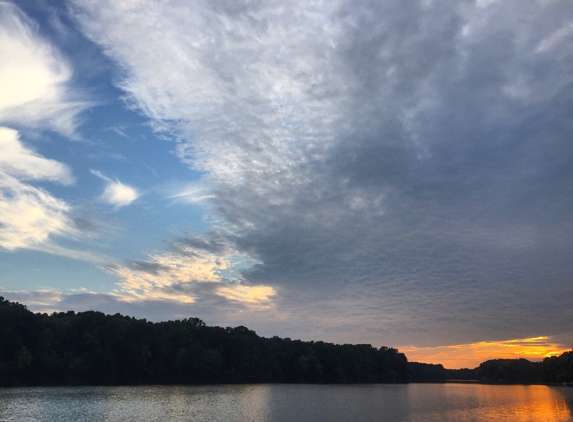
[
  {"left": 0, "top": 297, "right": 408, "bottom": 386},
  {"left": 1, "top": 297, "right": 572, "bottom": 387}
]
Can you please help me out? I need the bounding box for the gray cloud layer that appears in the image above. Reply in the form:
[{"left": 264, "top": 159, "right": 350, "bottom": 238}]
[{"left": 67, "top": 0, "right": 573, "bottom": 347}]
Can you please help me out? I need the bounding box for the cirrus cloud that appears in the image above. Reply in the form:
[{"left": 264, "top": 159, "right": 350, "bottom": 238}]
[
  {"left": 0, "top": 1, "right": 89, "bottom": 136},
  {"left": 0, "top": 2, "right": 102, "bottom": 260},
  {"left": 0, "top": 127, "right": 74, "bottom": 185},
  {"left": 0, "top": 126, "right": 77, "bottom": 251},
  {"left": 0, "top": 171, "right": 73, "bottom": 251}
]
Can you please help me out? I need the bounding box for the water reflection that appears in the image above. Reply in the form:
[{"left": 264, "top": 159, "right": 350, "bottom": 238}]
[
  {"left": 406, "top": 384, "right": 573, "bottom": 422},
  {"left": 0, "top": 383, "right": 571, "bottom": 421}
]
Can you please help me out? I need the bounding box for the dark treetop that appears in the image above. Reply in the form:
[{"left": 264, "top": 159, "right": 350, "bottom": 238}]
[
  {"left": 2, "top": 297, "right": 572, "bottom": 387},
  {"left": 0, "top": 297, "right": 408, "bottom": 386}
]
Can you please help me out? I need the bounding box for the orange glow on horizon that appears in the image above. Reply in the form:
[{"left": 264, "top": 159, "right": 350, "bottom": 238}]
[{"left": 399, "top": 336, "right": 571, "bottom": 369}]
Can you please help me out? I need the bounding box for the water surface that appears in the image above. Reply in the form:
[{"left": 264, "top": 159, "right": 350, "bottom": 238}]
[{"left": 1, "top": 383, "right": 572, "bottom": 422}]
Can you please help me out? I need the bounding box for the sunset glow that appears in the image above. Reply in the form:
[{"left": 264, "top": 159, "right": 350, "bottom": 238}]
[{"left": 400, "top": 337, "right": 572, "bottom": 369}]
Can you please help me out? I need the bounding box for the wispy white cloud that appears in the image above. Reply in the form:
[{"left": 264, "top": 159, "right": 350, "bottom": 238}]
[
  {"left": 0, "top": 1, "right": 89, "bottom": 136},
  {"left": 0, "top": 125, "right": 77, "bottom": 250},
  {"left": 91, "top": 170, "right": 139, "bottom": 208},
  {"left": 0, "top": 4, "right": 118, "bottom": 266},
  {"left": 39, "top": 242, "right": 114, "bottom": 266},
  {"left": 104, "top": 125, "right": 130, "bottom": 139},
  {"left": 0, "top": 2, "right": 84, "bottom": 255},
  {"left": 0, "top": 171, "right": 73, "bottom": 250},
  {"left": 169, "top": 182, "right": 213, "bottom": 204},
  {"left": 0, "top": 128, "right": 114, "bottom": 260},
  {"left": 0, "top": 127, "right": 74, "bottom": 185}
]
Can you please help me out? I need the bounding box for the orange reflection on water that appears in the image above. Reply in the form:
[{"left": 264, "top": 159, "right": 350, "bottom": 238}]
[
  {"left": 408, "top": 384, "right": 573, "bottom": 422},
  {"left": 475, "top": 385, "right": 573, "bottom": 422},
  {"left": 400, "top": 336, "right": 571, "bottom": 369}
]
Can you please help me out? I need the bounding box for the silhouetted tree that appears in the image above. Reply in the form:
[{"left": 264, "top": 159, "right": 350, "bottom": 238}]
[{"left": 0, "top": 297, "right": 410, "bottom": 386}]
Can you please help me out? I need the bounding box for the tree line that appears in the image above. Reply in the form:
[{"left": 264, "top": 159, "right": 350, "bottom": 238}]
[
  {"left": 2, "top": 297, "right": 571, "bottom": 387},
  {"left": 0, "top": 297, "right": 408, "bottom": 387},
  {"left": 409, "top": 354, "right": 573, "bottom": 384}
]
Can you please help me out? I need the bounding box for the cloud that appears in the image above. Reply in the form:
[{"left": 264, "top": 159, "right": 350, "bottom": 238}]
[
  {"left": 0, "top": 1, "right": 89, "bottom": 136},
  {"left": 0, "top": 128, "right": 111, "bottom": 261},
  {"left": 0, "top": 127, "right": 74, "bottom": 185},
  {"left": 70, "top": 0, "right": 573, "bottom": 346},
  {"left": 0, "top": 289, "right": 65, "bottom": 315},
  {"left": 0, "top": 171, "right": 73, "bottom": 250},
  {"left": 0, "top": 5, "right": 112, "bottom": 264},
  {"left": 91, "top": 170, "right": 139, "bottom": 208},
  {"left": 0, "top": 128, "right": 112, "bottom": 259},
  {"left": 216, "top": 285, "right": 276, "bottom": 308},
  {"left": 101, "top": 182, "right": 138, "bottom": 208},
  {"left": 0, "top": 126, "right": 77, "bottom": 250},
  {"left": 102, "top": 233, "right": 275, "bottom": 308},
  {"left": 169, "top": 182, "right": 213, "bottom": 204},
  {"left": 0, "top": 288, "right": 280, "bottom": 331}
]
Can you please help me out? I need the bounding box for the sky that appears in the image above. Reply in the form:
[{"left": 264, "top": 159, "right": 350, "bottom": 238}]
[{"left": 1, "top": 0, "right": 573, "bottom": 369}]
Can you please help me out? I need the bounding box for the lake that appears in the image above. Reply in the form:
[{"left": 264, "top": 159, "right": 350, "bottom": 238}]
[{"left": 1, "top": 383, "right": 572, "bottom": 421}]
